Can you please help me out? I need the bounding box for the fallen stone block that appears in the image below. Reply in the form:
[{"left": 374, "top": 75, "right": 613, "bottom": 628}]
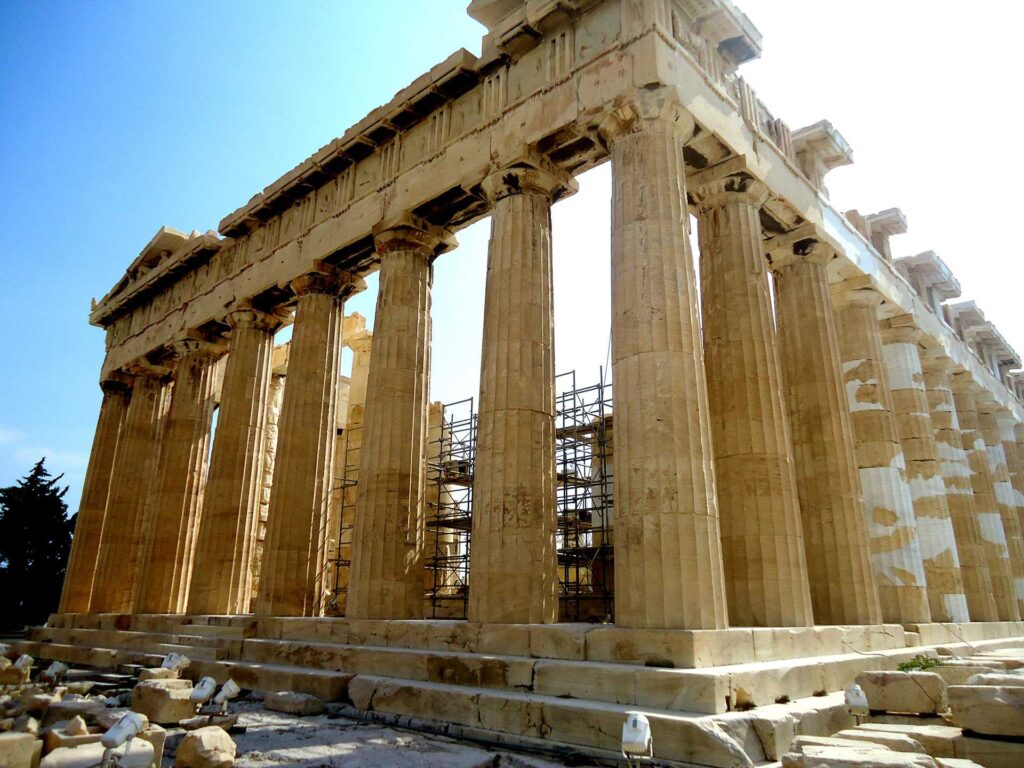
[
  {"left": 138, "top": 668, "right": 177, "bottom": 682},
  {"left": 179, "top": 715, "right": 238, "bottom": 732},
  {"left": 131, "top": 680, "right": 195, "bottom": 725},
  {"left": 11, "top": 716, "right": 37, "bottom": 737},
  {"left": 783, "top": 745, "right": 938, "bottom": 767},
  {"left": 40, "top": 740, "right": 153, "bottom": 768},
  {"left": 931, "top": 665, "right": 1002, "bottom": 686},
  {"left": 137, "top": 724, "right": 166, "bottom": 765},
  {"left": 0, "top": 669, "right": 30, "bottom": 687},
  {"left": 960, "top": 735, "right": 1023, "bottom": 768},
  {"left": 833, "top": 728, "right": 926, "bottom": 753},
  {"left": 42, "top": 717, "right": 100, "bottom": 756},
  {"left": 948, "top": 685, "right": 1024, "bottom": 737},
  {"left": 789, "top": 735, "right": 891, "bottom": 753},
  {"left": 935, "top": 760, "right": 985, "bottom": 768},
  {"left": 0, "top": 732, "right": 36, "bottom": 768},
  {"left": 61, "top": 684, "right": 92, "bottom": 698},
  {"left": 963, "top": 672, "right": 1024, "bottom": 687},
  {"left": 263, "top": 691, "right": 324, "bottom": 716},
  {"left": 175, "top": 725, "right": 236, "bottom": 768},
  {"left": 856, "top": 671, "right": 948, "bottom": 714},
  {"left": 853, "top": 723, "right": 963, "bottom": 758},
  {"left": 39, "top": 700, "right": 107, "bottom": 729},
  {"left": 21, "top": 695, "right": 59, "bottom": 717}
]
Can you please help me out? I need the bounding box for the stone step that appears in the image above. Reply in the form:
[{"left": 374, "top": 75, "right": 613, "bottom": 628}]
[
  {"left": 37, "top": 626, "right": 242, "bottom": 655},
  {"left": 343, "top": 673, "right": 762, "bottom": 767},
  {"left": 186, "top": 658, "right": 352, "bottom": 702}
]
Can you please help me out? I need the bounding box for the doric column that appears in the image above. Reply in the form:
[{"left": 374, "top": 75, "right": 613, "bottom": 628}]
[
  {"left": 249, "top": 370, "right": 285, "bottom": 609},
  {"left": 832, "top": 285, "right": 930, "bottom": 624},
  {"left": 922, "top": 358, "right": 997, "bottom": 620},
  {"left": 977, "top": 401, "right": 1024, "bottom": 616},
  {"left": 692, "top": 170, "right": 812, "bottom": 628},
  {"left": 770, "top": 238, "right": 881, "bottom": 625},
  {"left": 90, "top": 364, "right": 169, "bottom": 613},
  {"left": 347, "top": 218, "right": 454, "bottom": 620},
  {"left": 254, "top": 264, "right": 363, "bottom": 617},
  {"left": 60, "top": 376, "right": 130, "bottom": 613},
  {"left": 951, "top": 374, "right": 1020, "bottom": 620},
  {"left": 881, "top": 324, "right": 967, "bottom": 622},
  {"left": 135, "top": 338, "right": 224, "bottom": 614},
  {"left": 187, "top": 308, "right": 284, "bottom": 615},
  {"left": 467, "top": 160, "right": 575, "bottom": 625},
  {"left": 1002, "top": 414, "right": 1024, "bottom": 529},
  {"left": 600, "top": 96, "right": 728, "bottom": 629}
]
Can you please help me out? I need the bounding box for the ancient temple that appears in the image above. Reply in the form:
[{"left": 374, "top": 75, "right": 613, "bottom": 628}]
[{"left": 19, "top": 0, "right": 1024, "bottom": 763}]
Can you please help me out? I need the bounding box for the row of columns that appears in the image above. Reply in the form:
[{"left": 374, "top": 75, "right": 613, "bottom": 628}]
[{"left": 62, "top": 96, "right": 1024, "bottom": 630}]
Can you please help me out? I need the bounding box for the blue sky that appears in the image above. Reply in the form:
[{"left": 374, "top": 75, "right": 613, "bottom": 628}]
[{"left": 2, "top": 1, "right": 1022, "bottom": 510}]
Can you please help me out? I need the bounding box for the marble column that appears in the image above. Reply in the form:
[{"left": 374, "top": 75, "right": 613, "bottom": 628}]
[
  {"left": 881, "top": 325, "right": 967, "bottom": 623},
  {"left": 1002, "top": 413, "right": 1024, "bottom": 530},
  {"left": 135, "top": 338, "right": 224, "bottom": 614},
  {"left": 832, "top": 286, "right": 930, "bottom": 624},
  {"left": 977, "top": 401, "right": 1024, "bottom": 616},
  {"left": 922, "top": 358, "right": 997, "bottom": 621},
  {"left": 59, "top": 376, "right": 130, "bottom": 613},
  {"left": 771, "top": 240, "right": 881, "bottom": 625},
  {"left": 188, "top": 308, "right": 283, "bottom": 616},
  {"left": 692, "top": 172, "right": 812, "bottom": 628},
  {"left": 467, "top": 161, "right": 574, "bottom": 625},
  {"left": 254, "top": 264, "right": 363, "bottom": 617},
  {"left": 90, "top": 365, "right": 169, "bottom": 613},
  {"left": 600, "top": 98, "right": 727, "bottom": 629},
  {"left": 347, "top": 219, "right": 453, "bottom": 620},
  {"left": 951, "top": 374, "right": 1020, "bottom": 621}
]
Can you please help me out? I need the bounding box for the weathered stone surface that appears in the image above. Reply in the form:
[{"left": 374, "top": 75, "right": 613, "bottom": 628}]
[
  {"left": 833, "top": 728, "right": 926, "bottom": 753},
  {"left": 783, "top": 745, "right": 938, "bottom": 767},
  {"left": 948, "top": 684, "right": 1024, "bottom": 737},
  {"left": 854, "top": 723, "right": 963, "bottom": 758},
  {"left": 41, "top": 741, "right": 153, "bottom": 768},
  {"left": 39, "top": 700, "right": 106, "bottom": 728},
  {"left": 855, "top": 671, "right": 947, "bottom": 714},
  {"left": 960, "top": 734, "right": 1024, "bottom": 768},
  {"left": 263, "top": 691, "right": 324, "bottom": 716},
  {"left": 963, "top": 672, "right": 1024, "bottom": 687},
  {"left": 0, "top": 732, "right": 36, "bottom": 768},
  {"left": 131, "top": 680, "right": 195, "bottom": 725},
  {"left": 138, "top": 667, "right": 177, "bottom": 681},
  {"left": 175, "top": 726, "right": 236, "bottom": 768},
  {"left": 934, "top": 760, "right": 984, "bottom": 768}
]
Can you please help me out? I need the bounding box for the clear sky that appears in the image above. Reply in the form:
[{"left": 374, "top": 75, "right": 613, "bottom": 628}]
[{"left": 2, "top": 0, "right": 1021, "bottom": 511}]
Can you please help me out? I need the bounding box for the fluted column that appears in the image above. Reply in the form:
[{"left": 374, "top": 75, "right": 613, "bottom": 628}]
[
  {"left": 255, "top": 264, "right": 363, "bottom": 617},
  {"left": 91, "top": 365, "right": 169, "bottom": 613},
  {"left": 692, "top": 172, "right": 812, "bottom": 628},
  {"left": 600, "top": 97, "right": 727, "bottom": 629},
  {"left": 832, "top": 286, "right": 930, "bottom": 623},
  {"left": 467, "top": 161, "right": 574, "bottom": 625},
  {"left": 951, "top": 374, "right": 1019, "bottom": 620},
  {"left": 347, "top": 218, "right": 453, "bottom": 620},
  {"left": 1003, "top": 414, "right": 1024, "bottom": 530},
  {"left": 188, "top": 309, "right": 284, "bottom": 615},
  {"left": 135, "top": 338, "right": 224, "bottom": 614},
  {"left": 881, "top": 325, "right": 967, "bottom": 622},
  {"left": 770, "top": 239, "right": 881, "bottom": 625},
  {"left": 922, "top": 358, "right": 997, "bottom": 620},
  {"left": 977, "top": 401, "right": 1024, "bottom": 616},
  {"left": 60, "top": 376, "right": 130, "bottom": 612}
]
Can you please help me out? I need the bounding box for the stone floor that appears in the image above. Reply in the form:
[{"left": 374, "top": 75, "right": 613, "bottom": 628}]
[{"left": 166, "top": 702, "right": 583, "bottom": 768}]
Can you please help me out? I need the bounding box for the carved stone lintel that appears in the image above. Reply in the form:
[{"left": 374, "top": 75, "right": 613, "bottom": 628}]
[
  {"left": 169, "top": 336, "right": 227, "bottom": 361},
  {"left": 289, "top": 261, "right": 366, "bottom": 300},
  {"left": 481, "top": 158, "right": 577, "bottom": 204},
  {"left": 768, "top": 237, "right": 834, "bottom": 271},
  {"left": 830, "top": 285, "right": 883, "bottom": 311},
  {"left": 372, "top": 214, "right": 457, "bottom": 258}
]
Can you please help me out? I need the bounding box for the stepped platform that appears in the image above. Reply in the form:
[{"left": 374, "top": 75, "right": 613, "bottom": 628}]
[{"left": 12, "top": 614, "right": 1024, "bottom": 765}]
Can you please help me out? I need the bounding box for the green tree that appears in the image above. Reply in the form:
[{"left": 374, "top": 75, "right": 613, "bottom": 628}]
[{"left": 0, "top": 458, "right": 74, "bottom": 632}]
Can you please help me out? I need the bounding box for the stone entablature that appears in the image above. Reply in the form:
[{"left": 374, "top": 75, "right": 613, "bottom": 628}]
[{"left": 85, "top": 0, "right": 1022, "bottom": 421}]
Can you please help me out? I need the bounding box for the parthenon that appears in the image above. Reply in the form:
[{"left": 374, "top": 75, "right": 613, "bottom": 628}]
[{"left": 16, "top": 0, "right": 1024, "bottom": 763}]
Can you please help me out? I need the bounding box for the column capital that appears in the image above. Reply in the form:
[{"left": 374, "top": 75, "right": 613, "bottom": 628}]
[
  {"left": 226, "top": 306, "right": 288, "bottom": 333},
  {"left": 689, "top": 169, "right": 769, "bottom": 212},
  {"left": 372, "top": 214, "right": 457, "bottom": 258},
  {"left": 124, "top": 358, "right": 172, "bottom": 381},
  {"left": 99, "top": 371, "right": 133, "bottom": 394},
  {"left": 168, "top": 335, "right": 227, "bottom": 362},
  {"left": 767, "top": 236, "right": 834, "bottom": 271},
  {"left": 290, "top": 261, "right": 366, "bottom": 301},
  {"left": 597, "top": 88, "right": 697, "bottom": 145},
  {"left": 951, "top": 370, "right": 983, "bottom": 395},
  {"left": 920, "top": 350, "right": 959, "bottom": 376},
  {"left": 830, "top": 280, "right": 883, "bottom": 311},
  {"left": 879, "top": 322, "right": 923, "bottom": 346},
  {"left": 481, "top": 157, "right": 577, "bottom": 204}
]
